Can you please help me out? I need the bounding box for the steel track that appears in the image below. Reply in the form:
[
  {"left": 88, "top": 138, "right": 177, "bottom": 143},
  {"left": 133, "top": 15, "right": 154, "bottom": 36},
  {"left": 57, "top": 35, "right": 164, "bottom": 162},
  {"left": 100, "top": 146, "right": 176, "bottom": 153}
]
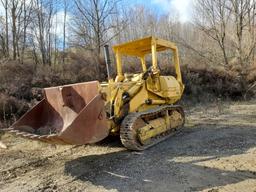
[{"left": 120, "top": 105, "right": 185, "bottom": 150}]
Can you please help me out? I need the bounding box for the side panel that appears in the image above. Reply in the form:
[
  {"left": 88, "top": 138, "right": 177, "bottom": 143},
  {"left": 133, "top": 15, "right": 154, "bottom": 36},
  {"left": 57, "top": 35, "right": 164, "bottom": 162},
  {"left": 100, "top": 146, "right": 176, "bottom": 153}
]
[{"left": 146, "top": 76, "right": 183, "bottom": 103}]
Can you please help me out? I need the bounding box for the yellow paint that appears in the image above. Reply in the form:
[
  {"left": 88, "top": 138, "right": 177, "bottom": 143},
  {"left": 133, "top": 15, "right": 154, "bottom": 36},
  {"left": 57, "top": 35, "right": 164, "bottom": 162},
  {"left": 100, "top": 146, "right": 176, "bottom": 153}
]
[
  {"left": 138, "top": 117, "right": 168, "bottom": 144},
  {"left": 101, "top": 36, "right": 184, "bottom": 133},
  {"left": 115, "top": 50, "right": 124, "bottom": 82},
  {"left": 140, "top": 56, "right": 147, "bottom": 72},
  {"left": 151, "top": 38, "right": 158, "bottom": 71},
  {"left": 138, "top": 110, "right": 183, "bottom": 144}
]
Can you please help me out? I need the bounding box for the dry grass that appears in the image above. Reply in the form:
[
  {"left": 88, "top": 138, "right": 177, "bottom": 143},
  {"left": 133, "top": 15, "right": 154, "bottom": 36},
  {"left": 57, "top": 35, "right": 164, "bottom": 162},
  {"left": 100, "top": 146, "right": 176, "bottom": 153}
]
[
  {"left": 0, "top": 57, "right": 255, "bottom": 128},
  {"left": 0, "top": 56, "right": 99, "bottom": 127}
]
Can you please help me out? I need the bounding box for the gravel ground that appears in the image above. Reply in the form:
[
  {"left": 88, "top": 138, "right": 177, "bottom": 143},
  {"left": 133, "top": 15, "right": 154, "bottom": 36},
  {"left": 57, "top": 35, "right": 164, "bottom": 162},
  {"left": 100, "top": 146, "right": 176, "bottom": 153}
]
[{"left": 0, "top": 101, "right": 255, "bottom": 192}]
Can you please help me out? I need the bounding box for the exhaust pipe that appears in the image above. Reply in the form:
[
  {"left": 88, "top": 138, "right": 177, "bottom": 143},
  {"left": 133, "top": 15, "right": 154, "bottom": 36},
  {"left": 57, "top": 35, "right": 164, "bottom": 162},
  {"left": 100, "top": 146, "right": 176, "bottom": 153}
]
[{"left": 104, "top": 45, "right": 112, "bottom": 80}]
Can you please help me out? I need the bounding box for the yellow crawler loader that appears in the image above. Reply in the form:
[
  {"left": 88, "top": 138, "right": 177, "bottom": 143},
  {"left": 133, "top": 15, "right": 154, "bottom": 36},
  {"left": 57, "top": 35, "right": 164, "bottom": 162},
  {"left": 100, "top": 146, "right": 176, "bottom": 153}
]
[{"left": 5, "top": 36, "right": 185, "bottom": 150}]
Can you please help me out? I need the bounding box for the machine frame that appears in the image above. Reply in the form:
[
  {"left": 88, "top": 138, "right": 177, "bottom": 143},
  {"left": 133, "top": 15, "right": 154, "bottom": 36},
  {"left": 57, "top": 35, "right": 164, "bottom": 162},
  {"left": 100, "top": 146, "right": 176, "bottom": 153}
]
[{"left": 112, "top": 36, "right": 183, "bottom": 85}]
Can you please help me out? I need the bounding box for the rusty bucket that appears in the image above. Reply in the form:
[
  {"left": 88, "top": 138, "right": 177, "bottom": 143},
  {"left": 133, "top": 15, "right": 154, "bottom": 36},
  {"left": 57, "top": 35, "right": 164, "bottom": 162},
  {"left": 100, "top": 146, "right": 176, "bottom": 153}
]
[{"left": 6, "top": 81, "right": 109, "bottom": 145}]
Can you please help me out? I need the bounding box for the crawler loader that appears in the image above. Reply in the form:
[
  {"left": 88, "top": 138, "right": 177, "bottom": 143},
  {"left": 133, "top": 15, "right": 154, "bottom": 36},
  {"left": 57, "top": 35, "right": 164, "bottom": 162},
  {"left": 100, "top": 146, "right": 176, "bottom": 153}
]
[{"left": 5, "top": 36, "right": 185, "bottom": 150}]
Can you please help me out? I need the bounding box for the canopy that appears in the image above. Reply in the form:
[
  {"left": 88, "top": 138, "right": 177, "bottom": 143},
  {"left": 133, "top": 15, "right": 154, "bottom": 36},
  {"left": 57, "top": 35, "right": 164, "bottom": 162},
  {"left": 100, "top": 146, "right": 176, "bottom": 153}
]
[{"left": 112, "top": 36, "right": 177, "bottom": 57}]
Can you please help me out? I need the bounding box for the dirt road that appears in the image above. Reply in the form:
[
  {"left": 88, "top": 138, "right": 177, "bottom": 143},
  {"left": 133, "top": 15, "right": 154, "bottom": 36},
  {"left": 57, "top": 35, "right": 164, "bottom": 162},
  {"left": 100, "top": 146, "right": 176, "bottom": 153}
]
[{"left": 0, "top": 101, "right": 256, "bottom": 192}]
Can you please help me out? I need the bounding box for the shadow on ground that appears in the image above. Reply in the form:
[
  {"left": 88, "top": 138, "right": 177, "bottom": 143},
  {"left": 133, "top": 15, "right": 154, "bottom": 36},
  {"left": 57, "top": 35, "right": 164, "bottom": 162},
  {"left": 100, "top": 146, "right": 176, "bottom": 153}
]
[{"left": 65, "top": 124, "right": 256, "bottom": 192}]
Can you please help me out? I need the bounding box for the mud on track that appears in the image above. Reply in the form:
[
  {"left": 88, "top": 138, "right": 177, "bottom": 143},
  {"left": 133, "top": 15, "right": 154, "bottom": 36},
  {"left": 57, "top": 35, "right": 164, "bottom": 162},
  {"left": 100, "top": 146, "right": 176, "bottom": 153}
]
[{"left": 0, "top": 101, "right": 256, "bottom": 192}]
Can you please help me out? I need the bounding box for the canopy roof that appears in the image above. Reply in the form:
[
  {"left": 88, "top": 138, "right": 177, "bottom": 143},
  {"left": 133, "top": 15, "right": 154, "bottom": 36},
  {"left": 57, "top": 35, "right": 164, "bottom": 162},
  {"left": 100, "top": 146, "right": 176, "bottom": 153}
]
[{"left": 112, "top": 36, "right": 177, "bottom": 57}]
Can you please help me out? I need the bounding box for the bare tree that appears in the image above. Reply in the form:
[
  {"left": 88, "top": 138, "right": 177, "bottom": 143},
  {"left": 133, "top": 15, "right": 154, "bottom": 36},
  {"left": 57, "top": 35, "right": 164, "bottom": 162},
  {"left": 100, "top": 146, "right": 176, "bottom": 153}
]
[
  {"left": 229, "top": 0, "right": 256, "bottom": 68},
  {"left": 0, "top": 16, "right": 7, "bottom": 58},
  {"left": 194, "top": 0, "right": 232, "bottom": 68},
  {"left": 33, "top": 0, "right": 55, "bottom": 66},
  {"left": 248, "top": 1, "right": 256, "bottom": 65},
  {"left": 62, "top": 0, "right": 67, "bottom": 64},
  {"left": 72, "top": 0, "right": 122, "bottom": 58},
  {"left": 9, "top": 0, "right": 23, "bottom": 60},
  {"left": 0, "top": 0, "right": 9, "bottom": 57},
  {"left": 20, "top": 0, "right": 33, "bottom": 64}
]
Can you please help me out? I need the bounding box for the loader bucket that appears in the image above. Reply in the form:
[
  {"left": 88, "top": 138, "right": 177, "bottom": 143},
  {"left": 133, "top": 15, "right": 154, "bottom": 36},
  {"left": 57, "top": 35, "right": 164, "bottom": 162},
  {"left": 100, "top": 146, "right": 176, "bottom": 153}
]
[{"left": 6, "top": 81, "right": 109, "bottom": 145}]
